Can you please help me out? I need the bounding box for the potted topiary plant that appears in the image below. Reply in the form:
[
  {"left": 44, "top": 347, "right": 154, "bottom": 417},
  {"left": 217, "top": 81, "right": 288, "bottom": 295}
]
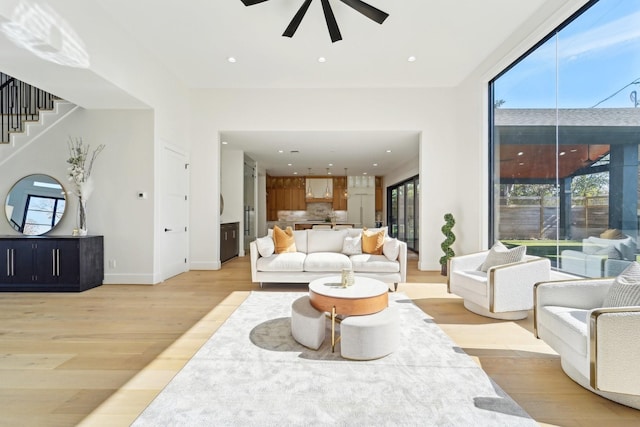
[{"left": 439, "top": 213, "right": 456, "bottom": 276}]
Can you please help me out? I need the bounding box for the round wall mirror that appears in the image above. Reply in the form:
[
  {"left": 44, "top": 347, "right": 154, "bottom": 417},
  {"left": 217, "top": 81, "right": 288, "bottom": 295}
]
[{"left": 5, "top": 174, "right": 67, "bottom": 235}]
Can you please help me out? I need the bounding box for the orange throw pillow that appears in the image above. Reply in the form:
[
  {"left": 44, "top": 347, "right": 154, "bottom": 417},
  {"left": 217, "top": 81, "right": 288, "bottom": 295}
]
[
  {"left": 273, "top": 225, "right": 297, "bottom": 253},
  {"left": 362, "top": 228, "right": 385, "bottom": 255}
]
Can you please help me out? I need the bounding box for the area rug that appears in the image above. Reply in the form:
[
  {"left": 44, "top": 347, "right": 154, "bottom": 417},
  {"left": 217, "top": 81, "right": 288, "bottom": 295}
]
[{"left": 132, "top": 291, "right": 536, "bottom": 426}]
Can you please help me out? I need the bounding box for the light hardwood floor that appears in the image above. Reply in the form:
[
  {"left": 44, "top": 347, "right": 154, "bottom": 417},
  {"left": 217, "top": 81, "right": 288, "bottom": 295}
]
[{"left": 1, "top": 254, "right": 639, "bottom": 427}]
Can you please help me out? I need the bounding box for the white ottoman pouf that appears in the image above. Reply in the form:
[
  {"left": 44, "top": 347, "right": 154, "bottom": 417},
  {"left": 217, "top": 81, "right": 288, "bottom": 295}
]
[
  {"left": 340, "top": 306, "right": 399, "bottom": 360},
  {"left": 291, "top": 295, "right": 326, "bottom": 350}
]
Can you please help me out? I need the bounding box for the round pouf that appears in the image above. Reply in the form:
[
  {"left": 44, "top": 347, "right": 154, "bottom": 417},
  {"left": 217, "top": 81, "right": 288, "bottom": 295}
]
[
  {"left": 291, "top": 295, "right": 326, "bottom": 350},
  {"left": 340, "top": 306, "right": 399, "bottom": 360}
]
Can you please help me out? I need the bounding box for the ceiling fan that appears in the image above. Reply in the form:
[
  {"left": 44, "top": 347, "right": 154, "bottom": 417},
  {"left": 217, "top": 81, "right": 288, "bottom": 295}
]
[{"left": 240, "top": 0, "right": 389, "bottom": 43}]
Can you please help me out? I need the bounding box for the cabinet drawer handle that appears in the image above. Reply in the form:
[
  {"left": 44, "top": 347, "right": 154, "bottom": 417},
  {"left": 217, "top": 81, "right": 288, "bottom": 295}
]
[
  {"left": 10, "top": 248, "right": 14, "bottom": 276},
  {"left": 53, "top": 249, "right": 56, "bottom": 275},
  {"left": 5, "top": 249, "right": 9, "bottom": 277}
]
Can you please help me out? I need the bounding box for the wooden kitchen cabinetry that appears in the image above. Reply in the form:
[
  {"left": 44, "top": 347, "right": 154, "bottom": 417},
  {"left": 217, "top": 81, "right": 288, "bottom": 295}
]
[
  {"left": 0, "top": 235, "right": 104, "bottom": 292},
  {"left": 332, "top": 177, "right": 347, "bottom": 210},
  {"left": 266, "top": 176, "right": 306, "bottom": 220},
  {"left": 220, "top": 222, "right": 239, "bottom": 263},
  {"left": 375, "top": 176, "right": 383, "bottom": 211}
]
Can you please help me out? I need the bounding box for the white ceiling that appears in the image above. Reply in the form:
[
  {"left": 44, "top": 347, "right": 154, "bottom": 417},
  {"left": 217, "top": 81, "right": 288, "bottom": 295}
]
[
  {"left": 2, "top": 0, "right": 569, "bottom": 176},
  {"left": 97, "top": 0, "right": 550, "bottom": 89}
]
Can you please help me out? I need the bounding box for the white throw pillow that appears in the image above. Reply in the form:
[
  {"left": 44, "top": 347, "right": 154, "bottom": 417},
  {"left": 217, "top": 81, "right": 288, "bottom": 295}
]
[
  {"left": 603, "top": 261, "right": 640, "bottom": 307},
  {"left": 479, "top": 241, "right": 526, "bottom": 272},
  {"left": 383, "top": 238, "right": 400, "bottom": 261},
  {"left": 342, "top": 235, "right": 362, "bottom": 255},
  {"left": 255, "top": 236, "right": 275, "bottom": 257}
]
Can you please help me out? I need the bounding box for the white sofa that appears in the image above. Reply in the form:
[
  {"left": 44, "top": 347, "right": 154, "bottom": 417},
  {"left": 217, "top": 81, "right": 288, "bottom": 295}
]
[
  {"left": 448, "top": 250, "right": 551, "bottom": 320},
  {"left": 534, "top": 277, "right": 640, "bottom": 409},
  {"left": 249, "top": 228, "right": 407, "bottom": 290},
  {"left": 560, "top": 235, "right": 636, "bottom": 277}
]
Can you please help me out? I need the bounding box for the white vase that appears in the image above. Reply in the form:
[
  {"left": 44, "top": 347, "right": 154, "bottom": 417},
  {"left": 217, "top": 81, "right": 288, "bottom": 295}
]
[{"left": 77, "top": 197, "right": 88, "bottom": 235}]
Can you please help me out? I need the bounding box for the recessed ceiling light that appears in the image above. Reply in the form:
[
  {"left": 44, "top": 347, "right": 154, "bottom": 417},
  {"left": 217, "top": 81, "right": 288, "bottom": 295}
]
[
  {"left": 519, "top": 162, "right": 525, "bottom": 166},
  {"left": 559, "top": 151, "right": 566, "bottom": 156},
  {"left": 293, "top": 171, "right": 298, "bottom": 175},
  {"left": 318, "top": 57, "right": 326, "bottom": 63},
  {"left": 408, "top": 56, "right": 417, "bottom": 62},
  {"left": 288, "top": 163, "right": 292, "bottom": 166},
  {"left": 570, "top": 149, "right": 578, "bottom": 152},
  {"left": 386, "top": 149, "right": 392, "bottom": 153},
  {"left": 328, "top": 163, "right": 333, "bottom": 167},
  {"left": 363, "top": 172, "right": 368, "bottom": 175},
  {"left": 373, "top": 163, "right": 378, "bottom": 167},
  {"left": 517, "top": 151, "right": 524, "bottom": 156},
  {"left": 278, "top": 150, "right": 284, "bottom": 153},
  {"left": 227, "top": 57, "right": 236, "bottom": 63},
  {"left": 221, "top": 141, "right": 228, "bottom": 145}
]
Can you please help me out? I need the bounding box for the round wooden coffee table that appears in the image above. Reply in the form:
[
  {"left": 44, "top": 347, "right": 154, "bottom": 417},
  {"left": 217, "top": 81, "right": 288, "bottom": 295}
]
[{"left": 308, "top": 276, "right": 388, "bottom": 351}]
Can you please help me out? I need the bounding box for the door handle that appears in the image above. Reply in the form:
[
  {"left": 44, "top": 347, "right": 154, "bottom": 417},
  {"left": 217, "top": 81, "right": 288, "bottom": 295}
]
[{"left": 164, "top": 228, "right": 172, "bottom": 232}]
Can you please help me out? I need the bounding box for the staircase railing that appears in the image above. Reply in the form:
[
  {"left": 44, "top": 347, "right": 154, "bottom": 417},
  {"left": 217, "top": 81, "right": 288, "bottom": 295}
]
[{"left": 1, "top": 72, "right": 59, "bottom": 143}]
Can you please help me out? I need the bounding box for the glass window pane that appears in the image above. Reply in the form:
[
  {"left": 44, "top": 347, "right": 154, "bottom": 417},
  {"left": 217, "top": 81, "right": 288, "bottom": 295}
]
[{"left": 490, "top": 0, "right": 640, "bottom": 278}]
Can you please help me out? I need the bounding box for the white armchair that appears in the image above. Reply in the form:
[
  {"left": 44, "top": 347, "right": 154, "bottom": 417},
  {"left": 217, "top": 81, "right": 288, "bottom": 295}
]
[
  {"left": 448, "top": 250, "right": 551, "bottom": 320},
  {"left": 534, "top": 278, "right": 640, "bottom": 409}
]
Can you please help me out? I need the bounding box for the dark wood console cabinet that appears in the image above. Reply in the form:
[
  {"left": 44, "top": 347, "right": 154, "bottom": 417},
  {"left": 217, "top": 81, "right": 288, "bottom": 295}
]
[
  {"left": 0, "top": 235, "right": 104, "bottom": 292},
  {"left": 220, "top": 222, "right": 239, "bottom": 263}
]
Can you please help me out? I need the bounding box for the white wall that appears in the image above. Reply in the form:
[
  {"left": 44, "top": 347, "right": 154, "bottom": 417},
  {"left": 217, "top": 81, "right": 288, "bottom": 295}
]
[
  {"left": 189, "top": 88, "right": 459, "bottom": 271},
  {"left": 0, "top": 108, "right": 156, "bottom": 283}
]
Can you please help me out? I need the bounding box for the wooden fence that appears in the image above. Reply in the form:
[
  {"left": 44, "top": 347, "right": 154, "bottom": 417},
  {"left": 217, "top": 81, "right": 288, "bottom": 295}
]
[{"left": 498, "top": 196, "right": 609, "bottom": 240}]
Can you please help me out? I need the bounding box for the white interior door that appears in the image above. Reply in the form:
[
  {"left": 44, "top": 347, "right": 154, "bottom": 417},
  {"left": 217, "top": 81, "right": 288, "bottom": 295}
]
[{"left": 161, "top": 145, "right": 189, "bottom": 281}]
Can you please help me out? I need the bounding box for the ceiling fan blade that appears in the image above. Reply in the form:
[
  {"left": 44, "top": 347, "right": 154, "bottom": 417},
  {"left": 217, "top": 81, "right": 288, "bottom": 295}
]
[
  {"left": 339, "top": 0, "right": 389, "bottom": 24},
  {"left": 321, "top": 0, "right": 342, "bottom": 43},
  {"left": 240, "top": 0, "right": 270, "bottom": 6},
  {"left": 283, "top": 0, "right": 313, "bottom": 38}
]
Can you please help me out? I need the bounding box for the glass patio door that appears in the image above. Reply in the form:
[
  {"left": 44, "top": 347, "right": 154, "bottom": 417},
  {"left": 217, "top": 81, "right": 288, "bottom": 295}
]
[{"left": 387, "top": 175, "right": 419, "bottom": 252}]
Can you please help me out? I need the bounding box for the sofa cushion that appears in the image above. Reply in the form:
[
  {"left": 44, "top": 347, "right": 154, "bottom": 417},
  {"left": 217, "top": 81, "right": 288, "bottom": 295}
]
[
  {"left": 350, "top": 254, "right": 400, "bottom": 273},
  {"left": 307, "top": 229, "right": 348, "bottom": 253},
  {"left": 450, "top": 270, "right": 488, "bottom": 297},
  {"left": 539, "top": 305, "right": 589, "bottom": 356},
  {"left": 480, "top": 242, "right": 526, "bottom": 272},
  {"left": 304, "top": 252, "right": 352, "bottom": 272},
  {"left": 293, "top": 230, "right": 308, "bottom": 253},
  {"left": 342, "top": 234, "right": 362, "bottom": 255},
  {"left": 273, "top": 226, "right": 297, "bottom": 254},
  {"left": 256, "top": 252, "right": 306, "bottom": 272},
  {"left": 604, "top": 261, "right": 640, "bottom": 307},
  {"left": 362, "top": 228, "right": 385, "bottom": 255},
  {"left": 383, "top": 238, "right": 400, "bottom": 261},
  {"left": 255, "top": 236, "right": 275, "bottom": 257}
]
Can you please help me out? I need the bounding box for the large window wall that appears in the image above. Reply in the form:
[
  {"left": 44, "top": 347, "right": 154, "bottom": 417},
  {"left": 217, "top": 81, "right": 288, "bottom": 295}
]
[{"left": 490, "top": 0, "right": 640, "bottom": 278}]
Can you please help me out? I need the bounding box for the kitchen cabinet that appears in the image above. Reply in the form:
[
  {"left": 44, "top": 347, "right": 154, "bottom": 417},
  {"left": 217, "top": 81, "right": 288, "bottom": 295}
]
[
  {"left": 220, "top": 222, "right": 239, "bottom": 263},
  {"left": 375, "top": 176, "right": 383, "bottom": 211},
  {"left": 266, "top": 176, "right": 307, "bottom": 220},
  {"left": 332, "top": 177, "right": 347, "bottom": 210},
  {"left": 0, "top": 236, "right": 104, "bottom": 292}
]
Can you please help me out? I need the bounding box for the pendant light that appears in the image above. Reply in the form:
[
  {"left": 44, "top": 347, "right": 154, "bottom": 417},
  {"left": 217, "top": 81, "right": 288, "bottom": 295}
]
[
  {"left": 306, "top": 168, "right": 314, "bottom": 199},
  {"left": 343, "top": 168, "right": 349, "bottom": 199},
  {"left": 323, "top": 168, "right": 332, "bottom": 199}
]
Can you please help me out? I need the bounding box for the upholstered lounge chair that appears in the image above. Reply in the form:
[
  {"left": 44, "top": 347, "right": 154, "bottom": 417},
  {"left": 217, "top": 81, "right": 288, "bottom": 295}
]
[
  {"left": 448, "top": 246, "right": 551, "bottom": 320},
  {"left": 534, "top": 272, "right": 640, "bottom": 409}
]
